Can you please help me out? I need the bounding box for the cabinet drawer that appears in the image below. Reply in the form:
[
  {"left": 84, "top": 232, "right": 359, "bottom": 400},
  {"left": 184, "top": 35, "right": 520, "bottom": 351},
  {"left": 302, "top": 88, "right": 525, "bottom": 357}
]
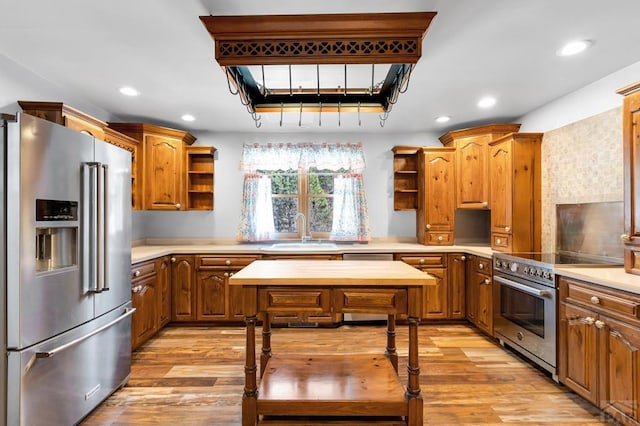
[
  {"left": 395, "top": 254, "right": 445, "bottom": 268},
  {"left": 426, "top": 232, "right": 453, "bottom": 245},
  {"left": 131, "top": 260, "right": 156, "bottom": 280},
  {"left": 197, "top": 255, "right": 260, "bottom": 269},
  {"left": 563, "top": 278, "right": 640, "bottom": 320},
  {"left": 258, "top": 288, "right": 331, "bottom": 314},
  {"left": 262, "top": 254, "right": 342, "bottom": 260},
  {"left": 475, "top": 257, "right": 493, "bottom": 275},
  {"left": 492, "top": 233, "right": 511, "bottom": 251},
  {"left": 334, "top": 289, "right": 408, "bottom": 314}
]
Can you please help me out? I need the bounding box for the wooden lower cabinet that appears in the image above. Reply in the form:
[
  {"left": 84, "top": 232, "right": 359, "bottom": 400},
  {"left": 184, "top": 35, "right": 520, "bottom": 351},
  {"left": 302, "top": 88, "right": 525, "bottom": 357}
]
[
  {"left": 394, "top": 253, "right": 466, "bottom": 320},
  {"left": 171, "top": 255, "right": 197, "bottom": 321},
  {"left": 131, "top": 260, "right": 159, "bottom": 350},
  {"left": 156, "top": 256, "right": 171, "bottom": 327},
  {"left": 559, "top": 275, "right": 640, "bottom": 425},
  {"left": 196, "top": 271, "right": 227, "bottom": 320},
  {"left": 465, "top": 254, "right": 493, "bottom": 336}
]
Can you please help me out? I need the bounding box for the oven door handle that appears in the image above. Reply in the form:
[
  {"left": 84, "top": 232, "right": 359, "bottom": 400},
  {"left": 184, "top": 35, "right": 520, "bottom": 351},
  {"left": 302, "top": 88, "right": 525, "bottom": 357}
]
[{"left": 494, "top": 275, "right": 553, "bottom": 298}]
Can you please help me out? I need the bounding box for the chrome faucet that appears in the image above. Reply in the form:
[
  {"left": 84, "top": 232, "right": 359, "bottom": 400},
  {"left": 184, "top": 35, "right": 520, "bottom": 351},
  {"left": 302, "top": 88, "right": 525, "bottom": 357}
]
[{"left": 296, "top": 212, "right": 312, "bottom": 243}]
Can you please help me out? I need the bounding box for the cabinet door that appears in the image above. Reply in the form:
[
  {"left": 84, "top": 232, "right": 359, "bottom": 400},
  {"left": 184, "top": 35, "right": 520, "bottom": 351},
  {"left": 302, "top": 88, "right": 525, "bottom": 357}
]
[
  {"left": 144, "top": 135, "right": 183, "bottom": 210},
  {"left": 558, "top": 302, "right": 599, "bottom": 404},
  {"left": 598, "top": 315, "right": 640, "bottom": 422},
  {"left": 422, "top": 267, "right": 448, "bottom": 319},
  {"left": 465, "top": 255, "right": 478, "bottom": 324},
  {"left": 489, "top": 139, "right": 513, "bottom": 234},
  {"left": 448, "top": 254, "right": 466, "bottom": 319},
  {"left": 622, "top": 89, "right": 640, "bottom": 273},
  {"left": 422, "top": 149, "right": 456, "bottom": 232},
  {"left": 228, "top": 273, "right": 248, "bottom": 320},
  {"left": 456, "top": 137, "right": 489, "bottom": 209},
  {"left": 156, "top": 257, "right": 171, "bottom": 327},
  {"left": 131, "top": 275, "right": 158, "bottom": 350},
  {"left": 196, "top": 271, "right": 227, "bottom": 320},
  {"left": 171, "top": 256, "right": 196, "bottom": 321},
  {"left": 476, "top": 273, "right": 493, "bottom": 336}
]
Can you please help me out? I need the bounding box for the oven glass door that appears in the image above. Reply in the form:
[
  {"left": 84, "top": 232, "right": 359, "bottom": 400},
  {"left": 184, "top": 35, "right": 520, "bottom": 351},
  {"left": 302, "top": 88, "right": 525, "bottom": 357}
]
[{"left": 500, "top": 280, "right": 545, "bottom": 338}]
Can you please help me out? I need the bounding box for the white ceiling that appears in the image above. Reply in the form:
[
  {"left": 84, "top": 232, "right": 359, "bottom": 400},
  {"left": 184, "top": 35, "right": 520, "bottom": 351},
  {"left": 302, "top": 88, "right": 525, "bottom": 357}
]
[{"left": 1, "top": 0, "right": 640, "bottom": 134}]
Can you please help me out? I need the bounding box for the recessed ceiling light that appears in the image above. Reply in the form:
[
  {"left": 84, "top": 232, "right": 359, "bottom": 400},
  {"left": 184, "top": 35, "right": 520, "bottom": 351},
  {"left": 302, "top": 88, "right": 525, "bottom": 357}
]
[
  {"left": 118, "top": 86, "right": 140, "bottom": 97},
  {"left": 435, "top": 115, "right": 451, "bottom": 123},
  {"left": 557, "top": 40, "right": 592, "bottom": 56},
  {"left": 477, "top": 96, "right": 496, "bottom": 108},
  {"left": 181, "top": 114, "right": 196, "bottom": 122}
]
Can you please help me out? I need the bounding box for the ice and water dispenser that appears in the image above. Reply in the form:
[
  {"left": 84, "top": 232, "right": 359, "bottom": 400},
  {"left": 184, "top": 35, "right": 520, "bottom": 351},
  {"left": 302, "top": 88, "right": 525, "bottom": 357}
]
[{"left": 35, "top": 199, "right": 78, "bottom": 272}]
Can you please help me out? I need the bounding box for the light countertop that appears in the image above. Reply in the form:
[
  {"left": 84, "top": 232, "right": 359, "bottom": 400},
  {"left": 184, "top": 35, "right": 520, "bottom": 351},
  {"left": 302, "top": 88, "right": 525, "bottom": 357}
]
[
  {"left": 131, "top": 242, "right": 494, "bottom": 264},
  {"left": 554, "top": 266, "right": 640, "bottom": 295}
]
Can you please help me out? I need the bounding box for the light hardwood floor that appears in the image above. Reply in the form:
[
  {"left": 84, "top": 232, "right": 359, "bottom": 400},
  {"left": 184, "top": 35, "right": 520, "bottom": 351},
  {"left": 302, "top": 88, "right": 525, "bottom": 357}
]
[{"left": 82, "top": 323, "right": 613, "bottom": 425}]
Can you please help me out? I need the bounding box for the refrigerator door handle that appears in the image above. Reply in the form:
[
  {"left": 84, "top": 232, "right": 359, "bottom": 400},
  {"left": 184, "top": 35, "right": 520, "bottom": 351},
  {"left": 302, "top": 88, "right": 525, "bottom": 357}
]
[
  {"left": 82, "top": 162, "right": 101, "bottom": 293},
  {"left": 101, "top": 163, "right": 110, "bottom": 291},
  {"left": 34, "top": 307, "right": 136, "bottom": 360}
]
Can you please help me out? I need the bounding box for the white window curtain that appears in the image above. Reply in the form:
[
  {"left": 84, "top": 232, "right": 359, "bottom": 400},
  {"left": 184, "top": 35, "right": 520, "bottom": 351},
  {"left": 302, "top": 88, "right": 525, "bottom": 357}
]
[{"left": 237, "top": 143, "right": 370, "bottom": 242}]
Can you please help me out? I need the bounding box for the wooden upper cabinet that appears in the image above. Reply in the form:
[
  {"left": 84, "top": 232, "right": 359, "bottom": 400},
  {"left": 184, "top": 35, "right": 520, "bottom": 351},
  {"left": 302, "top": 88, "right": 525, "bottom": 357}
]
[
  {"left": 391, "top": 146, "right": 420, "bottom": 210},
  {"left": 18, "top": 100, "right": 107, "bottom": 140},
  {"left": 440, "top": 124, "right": 521, "bottom": 209},
  {"left": 417, "top": 147, "right": 456, "bottom": 245},
  {"left": 617, "top": 82, "right": 640, "bottom": 274},
  {"left": 488, "top": 133, "right": 542, "bottom": 253},
  {"left": 108, "top": 123, "right": 196, "bottom": 211},
  {"left": 103, "top": 127, "right": 141, "bottom": 210}
]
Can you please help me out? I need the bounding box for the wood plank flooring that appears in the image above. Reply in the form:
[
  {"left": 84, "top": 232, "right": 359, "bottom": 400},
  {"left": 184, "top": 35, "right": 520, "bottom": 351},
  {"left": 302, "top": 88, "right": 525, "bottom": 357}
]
[{"left": 81, "top": 323, "right": 613, "bottom": 425}]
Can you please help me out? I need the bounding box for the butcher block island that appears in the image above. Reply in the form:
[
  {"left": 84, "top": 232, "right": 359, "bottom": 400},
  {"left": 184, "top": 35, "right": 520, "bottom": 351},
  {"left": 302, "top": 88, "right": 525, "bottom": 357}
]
[{"left": 229, "top": 260, "right": 435, "bottom": 426}]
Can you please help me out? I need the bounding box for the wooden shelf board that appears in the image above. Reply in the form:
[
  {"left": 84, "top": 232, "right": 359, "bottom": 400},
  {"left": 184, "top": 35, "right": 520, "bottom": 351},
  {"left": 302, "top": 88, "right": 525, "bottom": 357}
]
[
  {"left": 394, "top": 170, "right": 418, "bottom": 174},
  {"left": 394, "top": 189, "right": 418, "bottom": 193},
  {"left": 257, "top": 354, "right": 407, "bottom": 417},
  {"left": 188, "top": 190, "right": 214, "bottom": 194},
  {"left": 188, "top": 171, "right": 214, "bottom": 175}
]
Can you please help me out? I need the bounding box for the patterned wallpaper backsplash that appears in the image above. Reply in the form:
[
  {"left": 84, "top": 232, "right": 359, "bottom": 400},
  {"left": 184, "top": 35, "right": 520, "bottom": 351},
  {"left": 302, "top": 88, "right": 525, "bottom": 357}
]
[{"left": 540, "top": 107, "right": 623, "bottom": 252}]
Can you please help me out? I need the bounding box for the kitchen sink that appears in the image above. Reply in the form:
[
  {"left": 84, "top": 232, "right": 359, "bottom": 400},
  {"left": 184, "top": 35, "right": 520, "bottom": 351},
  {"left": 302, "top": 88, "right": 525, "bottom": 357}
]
[{"left": 263, "top": 242, "right": 339, "bottom": 252}]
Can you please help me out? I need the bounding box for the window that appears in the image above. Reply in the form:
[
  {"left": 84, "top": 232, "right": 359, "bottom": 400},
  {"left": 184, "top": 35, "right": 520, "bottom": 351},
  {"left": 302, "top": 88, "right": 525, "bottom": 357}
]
[{"left": 238, "top": 143, "right": 369, "bottom": 242}]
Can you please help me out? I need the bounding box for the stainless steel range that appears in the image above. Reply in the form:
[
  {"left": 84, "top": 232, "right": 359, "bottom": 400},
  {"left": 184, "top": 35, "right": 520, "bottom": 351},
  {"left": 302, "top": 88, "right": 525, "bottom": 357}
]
[
  {"left": 493, "top": 251, "right": 623, "bottom": 382},
  {"left": 493, "top": 252, "right": 558, "bottom": 381}
]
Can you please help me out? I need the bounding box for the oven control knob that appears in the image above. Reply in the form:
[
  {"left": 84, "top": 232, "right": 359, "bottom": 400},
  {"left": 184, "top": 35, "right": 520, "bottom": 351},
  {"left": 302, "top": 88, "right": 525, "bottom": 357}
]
[
  {"left": 529, "top": 268, "right": 535, "bottom": 276},
  {"left": 523, "top": 266, "right": 529, "bottom": 274},
  {"left": 509, "top": 262, "right": 518, "bottom": 272},
  {"left": 543, "top": 271, "right": 551, "bottom": 280},
  {"left": 535, "top": 269, "right": 542, "bottom": 277}
]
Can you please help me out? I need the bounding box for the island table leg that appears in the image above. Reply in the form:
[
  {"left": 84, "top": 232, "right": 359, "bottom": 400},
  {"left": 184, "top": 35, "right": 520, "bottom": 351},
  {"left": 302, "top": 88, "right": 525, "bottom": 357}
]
[
  {"left": 385, "top": 314, "right": 398, "bottom": 372},
  {"left": 260, "top": 313, "right": 272, "bottom": 377},
  {"left": 242, "top": 315, "right": 258, "bottom": 426},
  {"left": 406, "top": 316, "right": 423, "bottom": 426}
]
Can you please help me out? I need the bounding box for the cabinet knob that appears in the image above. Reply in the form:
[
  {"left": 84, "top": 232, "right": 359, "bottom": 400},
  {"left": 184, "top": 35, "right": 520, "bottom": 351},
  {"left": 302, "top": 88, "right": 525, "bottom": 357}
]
[
  {"left": 225, "top": 260, "right": 231, "bottom": 266},
  {"left": 479, "top": 263, "right": 484, "bottom": 269},
  {"left": 418, "top": 258, "right": 425, "bottom": 265},
  {"left": 594, "top": 320, "right": 605, "bottom": 329},
  {"left": 621, "top": 234, "right": 632, "bottom": 242},
  {"left": 132, "top": 285, "right": 141, "bottom": 293},
  {"left": 590, "top": 296, "right": 600, "bottom": 305},
  {"left": 505, "top": 227, "right": 510, "bottom": 232},
  {"left": 482, "top": 201, "right": 488, "bottom": 208},
  {"left": 224, "top": 272, "right": 229, "bottom": 277},
  {"left": 175, "top": 203, "right": 181, "bottom": 209},
  {"left": 483, "top": 278, "right": 491, "bottom": 285},
  {"left": 134, "top": 270, "right": 140, "bottom": 277},
  {"left": 496, "top": 238, "right": 502, "bottom": 244},
  {"left": 229, "top": 272, "right": 234, "bottom": 277},
  {"left": 425, "top": 224, "right": 431, "bottom": 230},
  {"left": 582, "top": 316, "right": 595, "bottom": 325},
  {"left": 170, "top": 257, "right": 176, "bottom": 263},
  {"left": 461, "top": 256, "right": 466, "bottom": 261},
  {"left": 437, "top": 236, "right": 443, "bottom": 241}
]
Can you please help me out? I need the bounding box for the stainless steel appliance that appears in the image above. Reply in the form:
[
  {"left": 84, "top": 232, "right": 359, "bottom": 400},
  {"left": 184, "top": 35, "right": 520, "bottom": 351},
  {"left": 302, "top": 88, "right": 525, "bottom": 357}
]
[
  {"left": 492, "top": 251, "right": 623, "bottom": 382},
  {"left": 1, "top": 113, "right": 134, "bottom": 425}
]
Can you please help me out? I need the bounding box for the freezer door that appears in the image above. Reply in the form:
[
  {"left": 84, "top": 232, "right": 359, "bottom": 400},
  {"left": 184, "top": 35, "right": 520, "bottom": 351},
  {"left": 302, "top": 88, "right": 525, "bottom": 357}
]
[
  {"left": 7, "top": 114, "right": 95, "bottom": 349},
  {"left": 93, "top": 139, "right": 132, "bottom": 317},
  {"left": 6, "top": 302, "right": 133, "bottom": 426}
]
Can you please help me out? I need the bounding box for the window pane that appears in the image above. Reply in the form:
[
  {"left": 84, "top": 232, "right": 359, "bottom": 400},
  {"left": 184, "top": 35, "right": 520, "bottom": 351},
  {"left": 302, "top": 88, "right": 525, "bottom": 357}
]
[
  {"left": 309, "top": 173, "right": 334, "bottom": 194},
  {"left": 310, "top": 197, "right": 333, "bottom": 233},
  {"left": 273, "top": 197, "right": 298, "bottom": 232},
  {"left": 270, "top": 173, "right": 298, "bottom": 195}
]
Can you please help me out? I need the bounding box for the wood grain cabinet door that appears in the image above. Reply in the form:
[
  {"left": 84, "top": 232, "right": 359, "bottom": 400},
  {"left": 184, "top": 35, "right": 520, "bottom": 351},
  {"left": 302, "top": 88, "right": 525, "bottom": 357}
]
[
  {"left": 196, "top": 271, "right": 227, "bottom": 320},
  {"left": 558, "top": 302, "right": 599, "bottom": 405},
  {"left": 489, "top": 139, "right": 513, "bottom": 234},
  {"left": 476, "top": 273, "right": 493, "bottom": 336},
  {"left": 156, "top": 257, "right": 171, "bottom": 327},
  {"left": 598, "top": 315, "right": 640, "bottom": 422},
  {"left": 456, "top": 137, "right": 489, "bottom": 209},
  {"left": 448, "top": 253, "right": 466, "bottom": 319},
  {"left": 422, "top": 267, "right": 448, "bottom": 319},
  {"left": 417, "top": 148, "right": 455, "bottom": 245},
  {"left": 131, "top": 275, "right": 158, "bottom": 350},
  {"left": 144, "top": 135, "right": 183, "bottom": 210},
  {"left": 171, "top": 256, "right": 196, "bottom": 321},
  {"left": 620, "top": 85, "right": 640, "bottom": 273}
]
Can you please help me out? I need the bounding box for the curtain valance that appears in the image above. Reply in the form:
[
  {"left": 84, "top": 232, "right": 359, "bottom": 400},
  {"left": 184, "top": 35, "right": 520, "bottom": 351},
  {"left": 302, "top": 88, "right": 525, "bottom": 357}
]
[{"left": 239, "top": 142, "right": 366, "bottom": 173}]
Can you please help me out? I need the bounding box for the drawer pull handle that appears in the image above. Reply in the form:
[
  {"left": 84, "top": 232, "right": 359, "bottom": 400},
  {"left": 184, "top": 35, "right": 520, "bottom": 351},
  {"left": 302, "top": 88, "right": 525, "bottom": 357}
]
[
  {"left": 225, "top": 260, "right": 231, "bottom": 266},
  {"left": 224, "top": 272, "right": 229, "bottom": 277},
  {"left": 419, "top": 259, "right": 425, "bottom": 265},
  {"left": 482, "top": 201, "right": 488, "bottom": 208},
  {"left": 437, "top": 236, "right": 443, "bottom": 241},
  {"left": 582, "top": 317, "right": 595, "bottom": 325},
  {"left": 479, "top": 263, "right": 484, "bottom": 270},
  {"left": 483, "top": 278, "right": 491, "bottom": 285},
  {"left": 175, "top": 203, "right": 181, "bottom": 209},
  {"left": 134, "top": 270, "right": 140, "bottom": 277},
  {"left": 590, "top": 296, "right": 600, "bottom": 305},
  {"left": 426, "top": 224, "right": 431, "bottom": 230},
  {"left": 505, "top": 227, "right": 510, "bottom": 232},
  {"left": 496, "top": 238, "right": 502, "bottom": 244},
  {"left": 594, "top": 320, "right": 605, "bottom": 329},
  {"left": 461, "top": 256, "right": 466, "bottom": 261}
]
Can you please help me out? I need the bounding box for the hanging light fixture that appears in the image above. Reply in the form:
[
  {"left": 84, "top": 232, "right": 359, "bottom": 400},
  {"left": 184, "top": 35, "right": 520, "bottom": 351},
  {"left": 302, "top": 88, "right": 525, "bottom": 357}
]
[{"left": 200, "top": 12, "right": 436, "bottom": 127}]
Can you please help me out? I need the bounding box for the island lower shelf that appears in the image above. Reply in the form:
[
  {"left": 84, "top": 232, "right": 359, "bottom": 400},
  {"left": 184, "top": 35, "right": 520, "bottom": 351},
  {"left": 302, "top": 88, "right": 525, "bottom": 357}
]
[{"left": 258, "top": 354, "right": 407, "bottom": 420}]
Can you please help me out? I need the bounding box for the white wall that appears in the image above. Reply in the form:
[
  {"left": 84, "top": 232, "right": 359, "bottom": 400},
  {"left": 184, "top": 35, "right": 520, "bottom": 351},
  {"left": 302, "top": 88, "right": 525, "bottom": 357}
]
[{"left": 137, "top": 132, "right": 441, "bottom": 240}]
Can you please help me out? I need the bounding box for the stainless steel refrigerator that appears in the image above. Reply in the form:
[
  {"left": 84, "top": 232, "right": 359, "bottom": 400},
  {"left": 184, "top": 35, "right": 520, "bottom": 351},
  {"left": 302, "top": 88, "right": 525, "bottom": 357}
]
[{"left": 1, "top": 113, "right": 134, "bottom": 425}]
